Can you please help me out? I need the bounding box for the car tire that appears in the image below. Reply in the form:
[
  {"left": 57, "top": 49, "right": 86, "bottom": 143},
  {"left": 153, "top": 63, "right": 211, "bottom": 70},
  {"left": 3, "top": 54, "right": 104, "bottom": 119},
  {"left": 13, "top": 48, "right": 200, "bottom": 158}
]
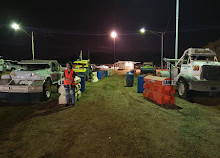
[
  {"left": 56, "top": 83, "right": 60, "bottom": 92},
  {"left": 178, "top": 78, "right": 189, "bottom": 99},
  {"left": 43, "top": 79, "right": 52, "bottom": 100}
]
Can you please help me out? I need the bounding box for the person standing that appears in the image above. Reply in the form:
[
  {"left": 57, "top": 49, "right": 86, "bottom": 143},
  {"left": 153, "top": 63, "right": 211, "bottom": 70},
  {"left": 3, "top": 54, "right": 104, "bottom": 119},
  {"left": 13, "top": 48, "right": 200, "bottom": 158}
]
[{"left": 63, "top": 62, "right": 76, "bottom": 106}]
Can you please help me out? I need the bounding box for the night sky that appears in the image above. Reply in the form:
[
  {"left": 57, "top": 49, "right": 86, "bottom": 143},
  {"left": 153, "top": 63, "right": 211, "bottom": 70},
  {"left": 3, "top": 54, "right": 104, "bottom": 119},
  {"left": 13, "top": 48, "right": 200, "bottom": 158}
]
[{"left": 0, "top": 0, "right": 219, "bottom": 64}]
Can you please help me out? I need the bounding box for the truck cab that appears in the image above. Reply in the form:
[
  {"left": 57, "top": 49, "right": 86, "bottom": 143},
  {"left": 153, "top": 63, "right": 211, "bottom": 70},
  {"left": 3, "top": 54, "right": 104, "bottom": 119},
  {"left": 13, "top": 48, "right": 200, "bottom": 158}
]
[{"left": 173, "top": 48, "right": 220, "bottom": 98}]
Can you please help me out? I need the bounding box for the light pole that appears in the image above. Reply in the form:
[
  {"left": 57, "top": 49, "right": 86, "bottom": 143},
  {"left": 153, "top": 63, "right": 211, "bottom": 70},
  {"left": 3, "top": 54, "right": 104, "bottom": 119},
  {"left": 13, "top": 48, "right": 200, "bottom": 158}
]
[
  {"left": 11, "top": 23, "right": 35, "bottom": 60},
  {"left": 161, "top": 32, "right": 164, "bottom": 70},
  {"left": 140, "top": 28, "right": 165, "bottom": 70},
  {"left": 175, "top": 0, "right": 179, "bottom": 62},
  {"left": 111, "top": 31, "right": 117, "bottom": 69}
]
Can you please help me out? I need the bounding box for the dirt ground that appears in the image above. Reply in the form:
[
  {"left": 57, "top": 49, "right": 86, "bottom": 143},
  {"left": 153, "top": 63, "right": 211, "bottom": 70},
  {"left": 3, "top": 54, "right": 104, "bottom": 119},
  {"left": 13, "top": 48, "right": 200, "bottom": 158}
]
[{"left": 0, "top": 71, "right": 220, "bottom": 158}]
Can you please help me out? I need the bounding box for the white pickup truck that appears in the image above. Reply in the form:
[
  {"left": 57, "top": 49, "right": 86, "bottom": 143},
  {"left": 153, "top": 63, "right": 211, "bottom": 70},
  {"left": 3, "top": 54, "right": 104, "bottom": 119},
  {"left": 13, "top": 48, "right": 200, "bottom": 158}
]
[
  {"left": 0, "top": 60, "right": 63, "bottom": 103},
  {"left": 0, "top": 56, "right": 6, "bottom": 73},
  {"left": 163, "top": 48, "right": 220, "bottom": 99}
]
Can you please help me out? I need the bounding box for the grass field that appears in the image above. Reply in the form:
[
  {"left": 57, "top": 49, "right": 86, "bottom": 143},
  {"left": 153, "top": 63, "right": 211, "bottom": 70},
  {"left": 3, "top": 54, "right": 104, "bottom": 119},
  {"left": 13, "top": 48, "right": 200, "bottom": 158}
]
[{"left": 0, "top": 72, "right": 220, "bottom": 158}]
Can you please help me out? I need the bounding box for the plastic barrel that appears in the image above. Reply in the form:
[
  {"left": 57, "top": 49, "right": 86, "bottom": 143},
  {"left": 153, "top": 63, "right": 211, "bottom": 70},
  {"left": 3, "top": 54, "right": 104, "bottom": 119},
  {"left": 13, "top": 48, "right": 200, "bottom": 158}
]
[
  {"left": 80, "top": 76, "right": 85, "bottom": 92},
  {"left": 137, "top": 75, "right": 145, "bottom": 93},
  {"left": 97, "top": 71, "right": 102, "bottom": 79},
  {"left": 103, "top": 70, "right": 108, "bottom": 77},
  {"left": 126, "top": 73, "right": 134, "bottom": 87},
  {"left": 158, "top": 71, "right": 170, "bottom": 77}
]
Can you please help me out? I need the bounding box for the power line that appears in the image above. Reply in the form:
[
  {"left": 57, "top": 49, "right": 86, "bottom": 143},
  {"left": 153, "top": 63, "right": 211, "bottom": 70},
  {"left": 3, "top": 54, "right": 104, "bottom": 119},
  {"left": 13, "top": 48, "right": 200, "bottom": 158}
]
[
  {"left": 164, "top": 4, "right": 175, "bottom": 33},
  {"left": 166, "top": 26, "right": 220, "bottom": 33},
  {"left": 0, "top": 24, "right": 220, "bottom": 36}
]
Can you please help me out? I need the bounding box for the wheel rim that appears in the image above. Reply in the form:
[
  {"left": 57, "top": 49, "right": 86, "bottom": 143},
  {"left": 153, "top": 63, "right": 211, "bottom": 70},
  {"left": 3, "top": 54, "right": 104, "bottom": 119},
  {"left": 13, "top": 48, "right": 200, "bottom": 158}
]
[
  {"left": 46, "top": 91, "right": 51, "bottom": 98},
  {"left": 178, "top": 83, "right": 185, "bottom": 96},
  {"left": 44, "top": 82, "right": 51, "bottom": 98}
]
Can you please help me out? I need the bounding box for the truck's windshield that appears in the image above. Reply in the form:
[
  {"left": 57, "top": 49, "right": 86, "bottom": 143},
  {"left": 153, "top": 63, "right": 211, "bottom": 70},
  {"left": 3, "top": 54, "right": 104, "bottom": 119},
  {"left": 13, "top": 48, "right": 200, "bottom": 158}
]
[
  {"left": 191, "top": 56, "right": 216, "bottom": 61},
  {"left": 20, "top": 64, "right": 50, "bottom": 71},
  {"left": 74, "top": 63, "right": 87, "bottom": 68}
]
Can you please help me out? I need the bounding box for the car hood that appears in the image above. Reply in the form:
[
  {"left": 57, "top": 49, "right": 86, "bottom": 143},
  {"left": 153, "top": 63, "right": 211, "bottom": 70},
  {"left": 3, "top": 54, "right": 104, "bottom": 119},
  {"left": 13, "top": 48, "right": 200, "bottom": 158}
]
[{"left": 10, "top": 70, "right": 47, "bottom": 80}]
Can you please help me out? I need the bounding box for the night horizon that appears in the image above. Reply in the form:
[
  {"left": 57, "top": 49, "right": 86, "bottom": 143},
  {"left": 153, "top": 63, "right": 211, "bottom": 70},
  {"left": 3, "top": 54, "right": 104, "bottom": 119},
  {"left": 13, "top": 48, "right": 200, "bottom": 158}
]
[
  {"left": 0, "top": 0, "right": 220, "bottom": 64},
  {"left": 0, "top": 1, "right": 220, "bottom": 157}
]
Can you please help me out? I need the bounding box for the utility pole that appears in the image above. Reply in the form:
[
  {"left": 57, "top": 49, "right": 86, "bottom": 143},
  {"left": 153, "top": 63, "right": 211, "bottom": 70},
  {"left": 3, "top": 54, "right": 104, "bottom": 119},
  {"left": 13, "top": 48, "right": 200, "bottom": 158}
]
[
  {"left": 88, "top": 49, "right": 90, "bottom": 59},
  {"left": 175, "top": 0, "right": 179, "bottom": 62},
  {"left": 31, "top": 32, "right": 35, "bottom": 60},
  {"left": 113, "top": 37, "right": 116, "bottom": 70},
  {"left": 161, "top": 33, "right": 164, "bottom": 70}
]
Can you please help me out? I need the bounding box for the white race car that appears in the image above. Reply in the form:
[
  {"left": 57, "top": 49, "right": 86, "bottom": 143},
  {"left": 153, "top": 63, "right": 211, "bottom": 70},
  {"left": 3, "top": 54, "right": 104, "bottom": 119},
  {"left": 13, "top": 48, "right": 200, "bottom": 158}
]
[{"left": 0, "top": 60, "right": 63, "bottom": 103}]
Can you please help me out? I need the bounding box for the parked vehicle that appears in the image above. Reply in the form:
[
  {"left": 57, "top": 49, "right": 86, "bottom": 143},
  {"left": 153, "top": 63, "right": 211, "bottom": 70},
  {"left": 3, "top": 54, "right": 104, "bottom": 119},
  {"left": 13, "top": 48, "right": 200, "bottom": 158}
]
[
  {"left": 0, "top": 60, "right": 63, "bottom": 102},
  {"left": 4, "top": 60, "right": 22, "bottom": 71},
  {"left": 140, "top": 62, "right": 156, "bottom": 75},
  {"left": 0, "top": 56, "right": 6, "bottom": 73},
  {"left": 73, "top": 51, "right": 92, "bottom": 81},
  {"left": 163, "top": 48, "right": 220, "bottom": 99}
]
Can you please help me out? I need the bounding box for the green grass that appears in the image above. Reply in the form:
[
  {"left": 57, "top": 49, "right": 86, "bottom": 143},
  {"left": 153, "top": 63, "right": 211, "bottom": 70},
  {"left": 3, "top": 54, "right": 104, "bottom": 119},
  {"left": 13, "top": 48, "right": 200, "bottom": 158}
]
[{"left": 0, "top": 74, "right": 219, "bottom": 158}]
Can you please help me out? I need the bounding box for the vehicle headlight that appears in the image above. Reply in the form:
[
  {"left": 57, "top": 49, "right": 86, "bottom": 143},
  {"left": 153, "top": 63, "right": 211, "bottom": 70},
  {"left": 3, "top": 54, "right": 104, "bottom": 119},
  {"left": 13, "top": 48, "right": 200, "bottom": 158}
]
[{"left": 30, "top": 73, "right": 36, "bottom": 77}]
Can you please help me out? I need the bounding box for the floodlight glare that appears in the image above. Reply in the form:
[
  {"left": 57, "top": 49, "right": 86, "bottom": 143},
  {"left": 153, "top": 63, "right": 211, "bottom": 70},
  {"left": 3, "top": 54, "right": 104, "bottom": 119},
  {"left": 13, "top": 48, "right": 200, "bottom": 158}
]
[
  {"left": 140, "top": 28, "right": 146, "bottom": 34},
  {"left": 111, "top": 31, "right": 117, "bottom": 38},
  {"left": 11, "top": 23, "right": 20, "bottom": 30}
]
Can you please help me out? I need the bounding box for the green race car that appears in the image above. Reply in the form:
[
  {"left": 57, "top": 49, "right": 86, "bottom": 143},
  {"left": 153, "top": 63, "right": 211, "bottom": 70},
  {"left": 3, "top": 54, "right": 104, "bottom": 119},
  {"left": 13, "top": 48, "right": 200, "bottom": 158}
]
[{"left": 140, "top": 62, "right": 156, "bottom": 75}]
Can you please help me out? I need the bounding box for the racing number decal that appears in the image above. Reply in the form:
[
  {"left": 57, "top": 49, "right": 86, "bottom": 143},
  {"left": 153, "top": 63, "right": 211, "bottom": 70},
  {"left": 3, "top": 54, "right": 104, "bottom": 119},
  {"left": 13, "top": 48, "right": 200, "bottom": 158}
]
[{"left": 193, "top": 65, "right": 200, "bottom": 71}]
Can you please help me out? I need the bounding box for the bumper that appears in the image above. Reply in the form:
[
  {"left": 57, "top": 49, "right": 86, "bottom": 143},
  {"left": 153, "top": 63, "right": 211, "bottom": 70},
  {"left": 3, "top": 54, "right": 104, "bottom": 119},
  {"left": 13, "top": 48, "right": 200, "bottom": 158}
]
[
  {"left": 0, "top": 85, "right": 43, "bottom": 93},
  {"left": 0, "top": 92, "right": 43, "bottom": 103},
  {"left": 189, "top": 80, "right": 220, "bottom": 92}
]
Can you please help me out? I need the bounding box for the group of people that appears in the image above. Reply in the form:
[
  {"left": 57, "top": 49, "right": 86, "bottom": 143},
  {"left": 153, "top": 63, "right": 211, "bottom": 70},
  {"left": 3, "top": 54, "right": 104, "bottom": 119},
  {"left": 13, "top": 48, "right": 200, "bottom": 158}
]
[{"left": 63, "top": 62, "right": 76, "bottom": 107}]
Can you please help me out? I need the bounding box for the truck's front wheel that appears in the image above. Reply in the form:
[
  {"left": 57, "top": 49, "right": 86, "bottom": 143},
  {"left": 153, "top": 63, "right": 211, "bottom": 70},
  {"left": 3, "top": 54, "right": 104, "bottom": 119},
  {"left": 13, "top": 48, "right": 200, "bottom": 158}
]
[
  {"left": 43, "top": 79, "right": 52, "bottom": 100},
  {"left": 178, "top": 78, "right": 189, "bottom": 99}
]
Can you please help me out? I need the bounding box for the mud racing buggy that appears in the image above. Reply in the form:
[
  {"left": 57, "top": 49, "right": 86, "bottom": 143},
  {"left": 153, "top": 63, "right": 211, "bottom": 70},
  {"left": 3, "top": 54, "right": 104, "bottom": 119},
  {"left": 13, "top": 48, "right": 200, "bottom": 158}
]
[
  {"left": 0, "top": 60, "right": 63, "bottom": 103},
  {"left": 140, "top": 62, "right": 156, "bottom": 75},
  {"left": 163, "top": 48, "right": 220, "bottom": 99},
  {"left": 73, "top": 51, "right": 92, "bottom": 81}
]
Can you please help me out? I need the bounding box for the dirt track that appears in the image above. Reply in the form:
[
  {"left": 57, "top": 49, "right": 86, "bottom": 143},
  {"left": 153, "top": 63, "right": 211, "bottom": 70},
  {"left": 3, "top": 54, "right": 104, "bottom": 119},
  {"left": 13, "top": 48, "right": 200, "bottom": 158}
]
[{"left": 0, "top": 72, "right": 220, "bottom": 158}]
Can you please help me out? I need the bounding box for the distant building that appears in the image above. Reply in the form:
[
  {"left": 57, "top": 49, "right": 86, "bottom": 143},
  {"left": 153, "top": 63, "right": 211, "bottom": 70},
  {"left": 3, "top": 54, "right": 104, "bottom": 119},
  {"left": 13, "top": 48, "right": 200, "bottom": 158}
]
[{"left": 115, "top": 61, "right": 140, "bottom": 70}]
